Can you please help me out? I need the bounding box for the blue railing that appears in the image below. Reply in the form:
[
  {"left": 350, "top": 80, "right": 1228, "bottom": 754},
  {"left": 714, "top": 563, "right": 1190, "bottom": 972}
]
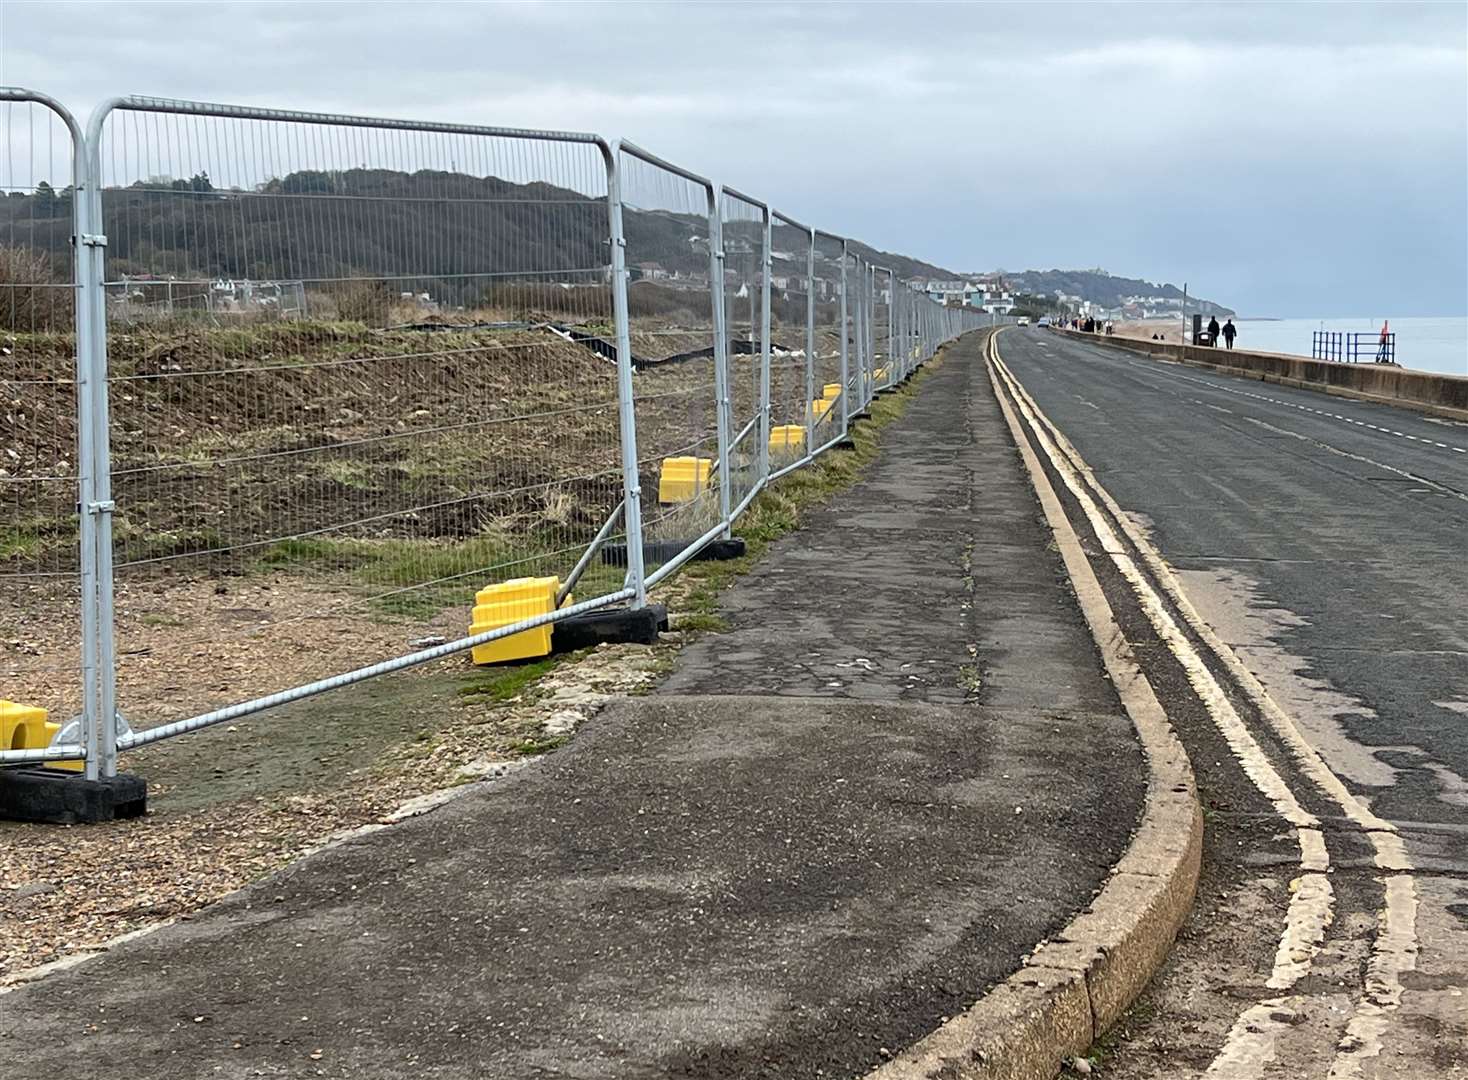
[{"left": 1312, "top": 330, "right": 1395, "bottom": 364}]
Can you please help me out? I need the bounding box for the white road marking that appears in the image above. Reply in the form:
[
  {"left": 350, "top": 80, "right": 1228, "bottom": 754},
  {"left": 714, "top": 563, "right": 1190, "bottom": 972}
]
[
  {"left": 1241, "top": 415, "right": 1468, "bottom": 504},
  {"left": 988, "top": 335, "right": 1333, "bottom": 1076},
  {"left": 993, "top": 331, "right": 1423, "bottom": 1078},
  {"left": 1089, "top": 351, "right": 1468, "bottom": 455},
  {"left": 1326, "top": 874, "right": 1420, "bottom": 1079}
]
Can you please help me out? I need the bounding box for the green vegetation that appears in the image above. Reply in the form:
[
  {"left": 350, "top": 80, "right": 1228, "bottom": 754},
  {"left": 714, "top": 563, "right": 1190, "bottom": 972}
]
[
  {"left": 457, "top": 655, "right": 564, "bottom": 702},
  {"left": 1079, "top": 995, "right": 1157, "bottom": 1067},
  {"left": 511, "top": 735, "right": 569, "bottom": 756},
  {"left": 665, "top": 348, "right": 951, "bottom": 627},
  {"left": 1001, "top": 268, "right": 1232, "bottom": 316},
  {"left": 254, "top": 530, "right": 628, "bottom": 622},
  {"left": 140, "top": 612, "right": 186, "bottom": 629}
]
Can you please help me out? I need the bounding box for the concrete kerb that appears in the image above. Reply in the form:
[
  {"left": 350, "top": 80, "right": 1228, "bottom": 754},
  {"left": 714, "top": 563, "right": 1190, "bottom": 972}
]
[
  {"left": 1067, "top": 330, "right": 1468, "bottom": 424},
  {"left": 867, "top": 330, "right": 1202, "bottom": 1080}
]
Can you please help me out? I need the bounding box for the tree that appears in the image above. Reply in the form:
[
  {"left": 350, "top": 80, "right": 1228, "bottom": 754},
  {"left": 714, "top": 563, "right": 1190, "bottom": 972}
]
[{"left": 33, "top": 181, "right": 57, "bottom": 218}]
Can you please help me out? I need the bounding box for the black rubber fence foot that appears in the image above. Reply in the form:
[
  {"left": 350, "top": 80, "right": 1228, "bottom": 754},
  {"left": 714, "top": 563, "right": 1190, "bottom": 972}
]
[
  {"left": 0, "top": 767, "right": 147, "bottom": 824},
  {"left": 553, "top": 604, "right": 668, "bottom": 653},
  {"left": 599, "top": 537, "right": 747, "bottom": 567}
]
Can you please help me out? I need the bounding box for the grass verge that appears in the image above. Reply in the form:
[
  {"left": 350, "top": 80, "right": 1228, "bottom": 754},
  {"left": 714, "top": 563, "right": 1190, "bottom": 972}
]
[{"left": 664, "top": 351, "right": 952, "bottom": 628}]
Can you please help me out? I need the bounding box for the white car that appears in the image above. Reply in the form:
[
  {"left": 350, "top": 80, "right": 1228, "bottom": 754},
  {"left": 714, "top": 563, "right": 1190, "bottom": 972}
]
[{"left": 1016, "top": 316, "right": 1031, "bottom": 326}]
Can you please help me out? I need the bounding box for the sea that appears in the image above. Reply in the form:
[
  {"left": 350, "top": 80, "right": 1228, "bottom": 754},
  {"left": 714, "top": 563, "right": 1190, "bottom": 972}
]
[{"left": 1234, "top": 316, "right": 1466, "bottom": 377}]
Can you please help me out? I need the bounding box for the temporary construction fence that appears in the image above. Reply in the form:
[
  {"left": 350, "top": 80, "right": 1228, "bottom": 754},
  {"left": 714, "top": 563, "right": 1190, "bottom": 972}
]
[{"left": 0, "top": 87, "right": 991, "bottom": 783}]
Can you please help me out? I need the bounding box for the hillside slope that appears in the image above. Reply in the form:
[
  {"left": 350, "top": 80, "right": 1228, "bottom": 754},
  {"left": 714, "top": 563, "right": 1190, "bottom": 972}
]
[{"left": 992, "top": 267, "right": 1232, "bottom": 315}]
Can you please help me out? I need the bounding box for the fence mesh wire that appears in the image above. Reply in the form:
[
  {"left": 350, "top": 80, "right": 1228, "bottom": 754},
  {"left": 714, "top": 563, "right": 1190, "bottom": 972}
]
[
  {"left": 616, "top": 147, "right": 720, "bottom": 574},
  {"left": 0, "top": 96, "right": 85, "bottom": 726},
  {"left": 91, "top": 104, "right": 626, "bottom": 732},
  {"left": 875, "top": 268, "right": 895, "bottom": 386},
  {"left": 719, "top": 191, "right": 765, "bottom": 514},
  {"left": 769, "top": 215, "right": 811, "bottom": 465},
  {"left": 807, "top": 234, "right": 845, "bottom": 444},
  {"left": 2, "top": 87, "right": 991, "bottom": 769}
]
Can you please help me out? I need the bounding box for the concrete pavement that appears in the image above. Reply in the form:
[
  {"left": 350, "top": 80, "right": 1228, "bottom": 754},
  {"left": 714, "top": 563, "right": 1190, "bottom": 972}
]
[{"left": 0, "top": 335, "right": 1151, "bottom": 1079}]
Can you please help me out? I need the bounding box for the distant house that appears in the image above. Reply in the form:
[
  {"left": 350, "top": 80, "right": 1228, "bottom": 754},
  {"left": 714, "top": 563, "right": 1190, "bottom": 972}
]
[
  {"left": 924, "top": 280, "right": 968, "bottom": 305},
  {"left": 965, "top": 280, "right": 1015, "bottom": 314}
]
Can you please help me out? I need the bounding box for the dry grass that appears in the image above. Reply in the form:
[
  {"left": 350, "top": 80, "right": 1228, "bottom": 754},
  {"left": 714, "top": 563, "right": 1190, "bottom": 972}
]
[
  {"left": 0, "top": 337, "right": 953, "bottom": 983},
  {"left": 0, "top": 246, "right": 73, "bottom": 333}
]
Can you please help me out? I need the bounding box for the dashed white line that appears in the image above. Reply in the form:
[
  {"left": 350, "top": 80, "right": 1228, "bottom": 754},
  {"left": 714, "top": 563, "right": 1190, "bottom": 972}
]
[{"left": 1103, "top": 356, "right": 1468, "bottom": 456}]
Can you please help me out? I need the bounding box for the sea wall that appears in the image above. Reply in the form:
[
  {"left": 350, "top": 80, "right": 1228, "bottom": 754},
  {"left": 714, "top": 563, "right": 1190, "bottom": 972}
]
[{"left": 1062, "top": 330, "right": 1468, "bottom": 422}]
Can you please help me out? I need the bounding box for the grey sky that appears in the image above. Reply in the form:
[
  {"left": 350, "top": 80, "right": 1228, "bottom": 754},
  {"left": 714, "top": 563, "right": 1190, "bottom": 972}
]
[{"left": 3, "top": 0, "right": 1464, "bottom": 315}]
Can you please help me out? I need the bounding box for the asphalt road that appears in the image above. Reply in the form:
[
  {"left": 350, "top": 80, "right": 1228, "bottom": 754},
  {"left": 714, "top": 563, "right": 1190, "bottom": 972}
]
[
  {"left": 995, "top": 328, "right": 1467, "bottom": 1076},
  {"left": 999, "top": 329, "right": 1468, "bottom": 851}
]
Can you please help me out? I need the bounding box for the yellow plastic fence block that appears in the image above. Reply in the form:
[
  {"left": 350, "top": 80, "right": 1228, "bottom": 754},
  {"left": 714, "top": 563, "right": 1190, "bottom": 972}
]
[
  {"left": 657, "top": 455, "right": 713, "bottom": 504},
  {"left": 821, "top": 383, "right": 843, "bottom": 401},
  {"left": 468, "top": 576, "right": 565, "bottom": 665},
  {"left": 874, "top": 365, "right": 892, "bottom": 383},
  {"left": 0, "top": 700, "right": 77, "bottom": 771},
  {"left": 809, "top": 397, "right": 835, "bottom": 422},
  {"left": 769, "top": 424, "right": 806, "bottom": 455}
]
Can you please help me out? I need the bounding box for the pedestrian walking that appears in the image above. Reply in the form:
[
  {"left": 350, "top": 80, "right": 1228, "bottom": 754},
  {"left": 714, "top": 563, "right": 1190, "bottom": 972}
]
[
  {"left": 1207, "top": 315, "right": 1220, "bottom": 346},
  {"left": 1375, "top": 320, "right": 1391, "bottom": 363},
  {"left": 1222, "top": 319, "right": 1237, "bottom": 349}
]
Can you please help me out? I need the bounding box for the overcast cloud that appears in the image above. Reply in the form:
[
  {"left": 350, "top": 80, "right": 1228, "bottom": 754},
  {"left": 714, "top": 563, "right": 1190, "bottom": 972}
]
[{"left": 2, "top": 0, "right": 1464, "bottom": 314}]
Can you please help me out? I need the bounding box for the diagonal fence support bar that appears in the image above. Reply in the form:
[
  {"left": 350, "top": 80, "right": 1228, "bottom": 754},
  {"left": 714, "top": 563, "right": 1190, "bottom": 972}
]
[{"left": 1, "top": 84, "right": 992, "bottom": 779}]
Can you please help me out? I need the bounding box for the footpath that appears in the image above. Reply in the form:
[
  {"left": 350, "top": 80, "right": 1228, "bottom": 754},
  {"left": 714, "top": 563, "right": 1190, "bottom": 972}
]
[{"left": 0, "top": 333, "right": 1149, "bottom": 1080}]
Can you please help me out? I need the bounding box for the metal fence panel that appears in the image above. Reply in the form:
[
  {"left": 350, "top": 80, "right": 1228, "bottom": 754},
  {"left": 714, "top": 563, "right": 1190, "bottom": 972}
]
[
  {"left": 872, "top": 264, "right": 900, "bottom": 394},
  {"left": 808, "top": 234, "right": 848, "bottom": 450},
  {"left": 0, "top": 90, "right": 96, "bottom": 768},
  {"left": 719, "top": 188, "right": 768, "bottom": 520},
  {"left": 4, "top": 83, "right": 994, "bottom": 777},
  {"left": 615, "top": 143, "right": 724, "bottom": 588},
  {"left": 87, "top": 99, "right": 633, "bottom": 759},
  {"left": 768, "top": 213, "right": 813, "bottom": 471}
]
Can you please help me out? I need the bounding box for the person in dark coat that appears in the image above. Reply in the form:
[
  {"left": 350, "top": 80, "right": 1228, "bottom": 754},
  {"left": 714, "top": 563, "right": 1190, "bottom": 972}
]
[
  {"left": 1206, "top": 315, "right": 1220, "bottom": 345},
  {"left": 1222, "top": 319, "right": 1237, "bottom": 349}
]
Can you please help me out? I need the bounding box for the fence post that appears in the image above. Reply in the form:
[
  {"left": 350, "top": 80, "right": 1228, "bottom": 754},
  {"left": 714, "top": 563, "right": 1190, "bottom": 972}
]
[
  {"left": 707, "top": 194, "right": 733, "bottom": 536},
  {"left": 886, "top": 274, "right": 898, "bottom": 384},
  {"left": 890, "top": 275, "right": 899, "bottom": 379},
  {"left": 865, "top": 264, "right": 875, "bottom": 392},
  {"left": 759, "top": 211, "right": 773, "bottom": 485},
  {"left": 901, "top": 274, "right": 910, "bottom": 378},
  {"left": 834, "top": 239, "right": 846, "bottom": 443},
  {"left": 605, "top": 145, "right": 647, "bottom": 608},
  {"left": 859, "top": 261, "right": 869, "bottom": 395},
  {"left": 861, "top": 259, "right": 870, "bottom": 401},
  {"left": 804, "top": 228, "right": 816, "bottom": 445},
  {"left": 79, "top": 108, "right": 121, "bottom": 778},
  {"left": 52, "top": 104, "right": 102, "bottom": 780},
  {"left": 854, "top": 259, "right": 864, "bottom": 400}
]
